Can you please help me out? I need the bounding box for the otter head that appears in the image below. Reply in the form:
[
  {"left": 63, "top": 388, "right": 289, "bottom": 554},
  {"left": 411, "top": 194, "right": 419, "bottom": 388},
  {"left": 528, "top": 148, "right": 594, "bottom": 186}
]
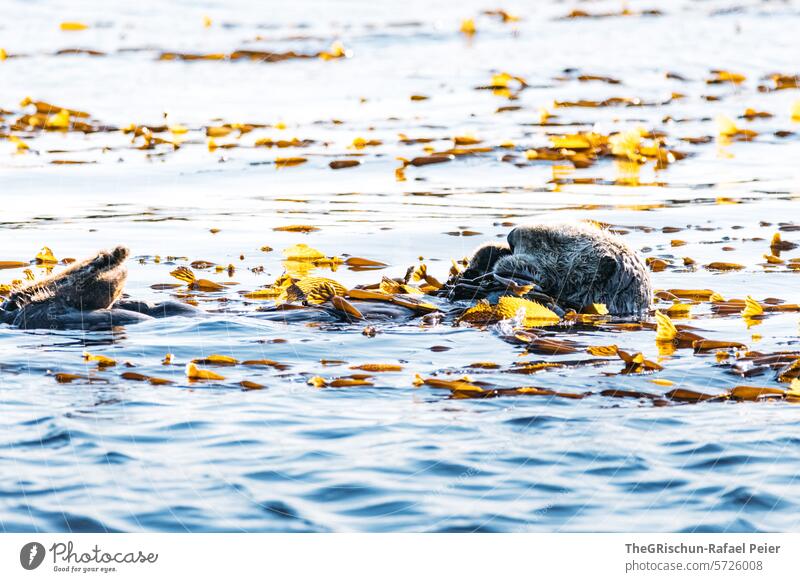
[
  {"left": 461, "top": 241, "right": 511, "bottom": 280},
  {"left": 505, "top": 225, "right": 554, "bottom": 256},
  {"left": 66, "top": 245, "right": 130, "bottom": 311}
]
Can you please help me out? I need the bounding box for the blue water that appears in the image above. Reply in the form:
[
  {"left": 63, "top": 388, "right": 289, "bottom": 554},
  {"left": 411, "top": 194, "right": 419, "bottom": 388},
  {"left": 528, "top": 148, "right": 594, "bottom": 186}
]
[{"left": 2, "top": 0, "right": 800, "bottom": 532}]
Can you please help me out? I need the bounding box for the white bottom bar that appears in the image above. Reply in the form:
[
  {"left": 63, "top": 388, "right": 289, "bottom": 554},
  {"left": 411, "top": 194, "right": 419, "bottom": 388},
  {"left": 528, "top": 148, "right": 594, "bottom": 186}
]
[{"left": 1, "top": 533, "right": 797, "bottom": 581}]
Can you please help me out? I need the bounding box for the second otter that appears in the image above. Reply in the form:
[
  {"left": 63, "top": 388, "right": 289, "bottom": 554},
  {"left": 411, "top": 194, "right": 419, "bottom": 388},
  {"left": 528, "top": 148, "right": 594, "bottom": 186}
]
[
  {"left": 0, "top": 246, "right": 198, "bottom": 330},
  {"left": 441, "top": 222, "right": 652, "bottom": 315}
]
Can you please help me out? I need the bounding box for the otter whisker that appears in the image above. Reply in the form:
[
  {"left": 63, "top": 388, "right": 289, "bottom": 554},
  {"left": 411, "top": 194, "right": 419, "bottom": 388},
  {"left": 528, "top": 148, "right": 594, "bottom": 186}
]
[{"left": 491, "top": 272, "right": 541, "bottom": 288}]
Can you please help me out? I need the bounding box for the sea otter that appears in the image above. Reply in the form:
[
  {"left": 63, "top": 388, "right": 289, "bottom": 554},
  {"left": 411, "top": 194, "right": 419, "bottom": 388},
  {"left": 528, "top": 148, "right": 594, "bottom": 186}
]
[
  {"left": 1, "top": 223, "right": 650, "bottom": 330},
  {"left": 439, "top": 223, "right": 651, "bottom": 315},
  {"left": 0, "top": 246, "right": 197, "bottom": 330}
]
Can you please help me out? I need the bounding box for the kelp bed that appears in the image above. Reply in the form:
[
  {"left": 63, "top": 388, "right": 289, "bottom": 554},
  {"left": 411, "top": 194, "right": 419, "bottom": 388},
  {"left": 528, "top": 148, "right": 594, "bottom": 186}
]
[
  {"left": 1, "top": 0, "right": 800, "bottom": 533},
  {"left": 3, "top": 236, "right": 800, "bottom": 405}
]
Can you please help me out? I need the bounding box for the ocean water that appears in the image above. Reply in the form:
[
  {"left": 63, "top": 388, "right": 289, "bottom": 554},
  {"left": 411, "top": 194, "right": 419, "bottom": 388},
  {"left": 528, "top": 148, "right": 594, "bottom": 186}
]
[{"left": 1, "top": 0, "right": 800, "bottom": 532}]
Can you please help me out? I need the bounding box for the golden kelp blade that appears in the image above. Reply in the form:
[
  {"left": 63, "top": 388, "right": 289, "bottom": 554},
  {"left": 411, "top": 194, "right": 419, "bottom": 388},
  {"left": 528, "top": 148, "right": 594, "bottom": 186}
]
[
  {"left": 240, "top": 380, "right": 265, "bottom": 390},
  {"left": 170, "top": 266, "right": 197, "bottom": 284},
  {"left": 705, "top": 261, "right": 745, "bottom": 271},
  {"left": 460, "top": 18, "right": 476, "bottom": 35},
  {"left": 708, "top": 70, "right": 746, "bottom": 84},
  {"left": 460, "top": 297, "right": 560, "bottom": 327},
  {"left": 422, "top": 377, "right": 484, "bottom": 392},
  {"left": 618, "top": 350, "right": 645, "bottom": 366},
  {"left": 516, "top": 336, "right": 579, "bottom": 355},
  {"left": 655, "top": 310, "right": 677, "bottom": 342},
  {"left": 587, "top": 345, "right": 619, "bottom": 356},
  {"left": 458, "top": 300, "right": 500, "bottom": 325},
  {"left": 665, "top": 302, "right": 692, "bottom": 317},
  {"left": 403, "top": 155, "right": 454, "bottom": 167},
  {"left": 192, "top": 354, "right": 239, "bottom": 366},
  {"left": 297, "top": 277, "right": 347, "bottom": 297},
  {"left": 582, "top": 303, "right": 609, "bottom": 315},
  {"left": 206, "top": 126, "right": 233, "bottom": 138},
  {"left": 242, "top": 359, "right": 289, "bottom": 370},
  {"left": 350, "top": 137, "right": 382, "bottom": 148},
  {"left": 282, "top": 243, "right": 326, "bottom": 261},
  {"left": 666, "top": 289, "right": 718, "bottom": 300},
  {"left": 83, "top": 351, "right": 116, "bottom": 367},
  {"left": 788, "top": 379, "right": 800, "bottom": 399},
  {"left": 379, "top": 277, "right": 422, "bottom": 295},
  {"left": 769, "top": 232, "right": 797, "bottom": 251},
  {"left": 0, "top": 261, "right": 29, "bottom": 270},
  {"left": 468, "top": 362, "right": 500, "bottom": 369},
  {"left": 665, "top": 389, "right": 719, "bottom": 402},
  {"left": 244, "top": 273, "right": 294, "bottom": 299},
  {"left": 730, "top": 386, "right": 785, "bottom": 401},
  {"left": 308, "top": 376, "right": 328, "bottom": 388},
  {"left": 344, "top": 257, "right": 387, "bottom": 267},
  {"left": 185, "top": 363, "right": 225, "bottom": 381},
  {"left": 617, "top": 349, "right": 663, "bottom": 374},
  {"left": 347, "top": 288, "right": 393, "bottom": 302},
  {"left": 351, "top": 363, "right": 403, "bottom": 372},
  {"left": 319, "top": 41, "right": 348, "bottom": 60},
  {"left": 329, "top": 378, "right": 374, "bottom": 387},
  {"left": 290, "top": 277, "right": 347, "bottom": 304},
  {"left": 275, "top": 157, "right": 307, "bottom": 168},
  {"left": 777, "top": 360, "right": 800, "bottom": 383},
  {"left": 609, "top": 128, "right": 646, "bottom": 162},
  {"left": 329, "top": 160, "right": 361, "bottom": 170},
  {"left": 54, "top": 373, "right": 89, "bottom": 383},
  {"left": 716, "top": 115, "right": 757, "bottom": 139},
  {"left": 35, "top": 246, "right": 58, "bottom": 264},
  {"left": 45, "top": 109, "right": 71, "bottom": 129},
  {"left": 330, "top": 295, "right": 364, "bottom": 319},
  {"left": 550, "top": 133, "right": 606, "bottom": 149},
  {"left": 408, "top": 264, "right": 443, "bottom": 289},
  {"left": 194, "top": 278, "right": 225, "bottom": 291},
  {"left": 243, "top": 286, "right": 286, "bottom": 299},
  {"left": 693, "top": 339, "right": 746, "bottom": 352},
  {"left": 60, "top": 21, "right": 89, "bottom": 31},
  {"left": 171, "top": 266, "right": 224, "bottom": 291},
  {"left": 650, "top": 379, "right": 674, "bottom": 387},
  {"left": 389, "top": 295, "right": 438, "bottom": 313},
  {"left": 274, "top": 225, "right": 320, "bottom": 233},
  {"left": 495, "top": 296, "right": 560, "bottom": 326},
  {"left": 741, "top": 296, "right": 764, "bottom": 318},
  {"left": 19, "top": 97, "right": 88, "bottom": 118},
  {"left": 121, "top": 372, "right": 174, "bottom": 385}
]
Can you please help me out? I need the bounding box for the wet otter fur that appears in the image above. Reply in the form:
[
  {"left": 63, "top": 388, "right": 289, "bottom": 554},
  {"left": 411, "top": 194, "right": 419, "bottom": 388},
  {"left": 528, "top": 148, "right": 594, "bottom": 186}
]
[
  {"left": 441, "top": 223, "right": 651, "bottom": 315},
  {"left": 3, "top": 246, "right": 129, "bottom": 313},
  {"left": 1, "top": 246, "right": 198, "bottom": 330}
]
